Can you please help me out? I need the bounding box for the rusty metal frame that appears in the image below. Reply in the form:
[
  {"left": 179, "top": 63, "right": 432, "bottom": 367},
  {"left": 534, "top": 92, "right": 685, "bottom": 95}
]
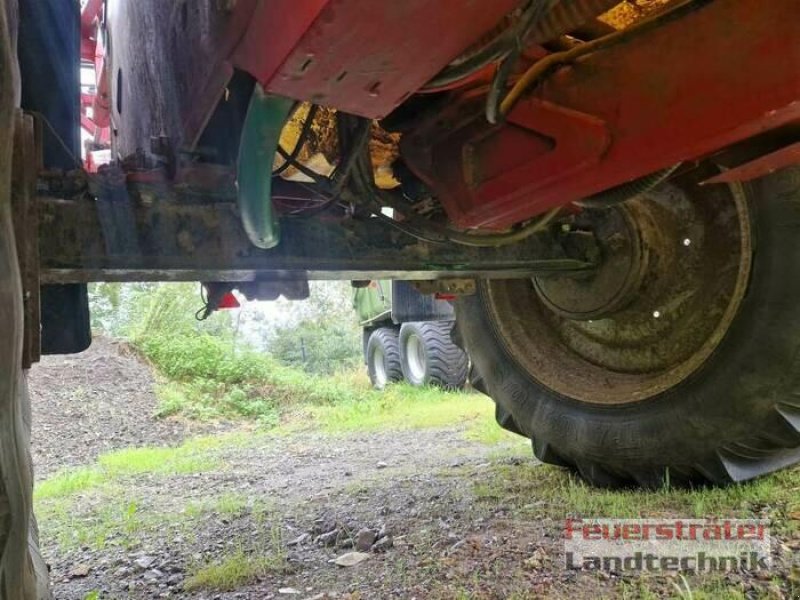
[
  {"left": 36, "top": 173, "right": 596, "bottom": 285},
  {"left": 701, "top": 143, "right": 800, "bottom": 186},
  {"left": 38, "top": 0, "right": 800, "bottom": 291},
  {"left": 402, "top": 0, "right": 800, "bottom": 229},
  {"left": 11, "top": 112, "right": 40, "bottom": 368}
]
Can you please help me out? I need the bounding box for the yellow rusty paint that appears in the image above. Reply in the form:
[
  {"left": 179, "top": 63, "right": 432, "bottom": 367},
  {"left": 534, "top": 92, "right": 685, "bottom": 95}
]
[
  {"left": 276, "top": 103, "right": 399, "bottom": 189},
  {"left": 275, "top": 103, "right": 339, "bottom": 175},
  {"left": 600, "top": 0, "right": 674, "bottom": 29}
]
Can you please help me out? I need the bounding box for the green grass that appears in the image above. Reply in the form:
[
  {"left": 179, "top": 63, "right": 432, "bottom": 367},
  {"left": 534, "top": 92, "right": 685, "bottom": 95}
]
[
  {"left": 34, "top": 430, "right": 273, "bottom": 552},
  {"left": 38, "top": 487, "right": 269, "bottom": 552},
  {"left": 184, "top": 526, "right": 288, "bottom": 591},
  {"left": 139, "top": 327, "right": 517, "bottom": 437},
  {"left": 137, "top": 324, "right": 538, "bottom": 454},
  {"left": 214, "top": 493, "right": 250, "bottom": 516},
  {"left": 98, "top": 445, "right": 218, "bottom": 476},
  {"left": 303, "top": 384, "right": 486, "bottom": 433},
  {"left": 35, "top": 468, "right": 104, "bottom": 501},
  {"left": 135, "top": 320, "right": 542, "bottom": 457},
  {"left": 35, "top": 437, "right": 223, "bottom": 502},
  {"left": 470, "top": 459, "right": 800, "bottom": 536},
  {"left": 184, "top": 551, "right": 286, "bottom": 591},
  {"left": 184, "top": 493, "right": 261, "bottom": 520},
  {"left": 615, "top": 574, "right": 759, "bottom": 600},
  {"left": 40, "top": 494, "right": 147, "bottom": 550},
  {"left": 679, "top": 580, "right": 747, "bottom": 600},
  {"left": 142, "top": 334, "right": 364, "bottom": 416},
  {"left": 284, "top": 379, "right": 532, "bottom": 456},
  {"left": 465, "top": 413, "right": 529, "bottom": 447},
  {"left": 154, "top": 380, "right": 281, "bottom": 424}
]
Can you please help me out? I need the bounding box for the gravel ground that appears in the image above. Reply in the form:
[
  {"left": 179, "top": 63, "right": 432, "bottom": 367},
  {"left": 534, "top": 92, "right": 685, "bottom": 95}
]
[
  {"left": 28, "top": 341, "right": 800, "bottom": 599},
  {"left": 29, "top": 337, "right": 230, "bottom": 479}
]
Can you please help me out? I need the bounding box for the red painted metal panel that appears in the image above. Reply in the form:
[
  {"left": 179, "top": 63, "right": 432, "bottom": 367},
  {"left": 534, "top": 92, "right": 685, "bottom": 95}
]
[
  {"left": 80, "top": 0, "right": 103, "bottom": 56},
  {"left": 702, "top": 143, "right": 800, "bottom": 185},
  {"left": 80, "top": 0, "right": 110, "bottom": 146},
  {"left": 402, "top": 0, "right": 800, "bottom": 229},
  {"left": 231, "top": 0, "right": 522, "bottom": 118}
]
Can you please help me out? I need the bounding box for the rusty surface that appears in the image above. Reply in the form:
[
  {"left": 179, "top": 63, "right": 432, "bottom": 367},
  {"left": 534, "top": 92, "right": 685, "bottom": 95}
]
[
  {"left": 533, "top": 205, "right": 643, "bottom": 320},
  {"left": 37, "top": 170, "right": 597, "bottom": 284},
  {"left": 701, "top": 143, "right": 800, "bottom": 185},
  {"left": 600, "top": 0, "right": 675, "bottom": 29},
  {"left": 278, "top": 103, "right": 339, "bottom": 168},
  {"left": 413, "top": 279, "right": 477, "bottom": 296},
  {"left": 106, "top": 0, "right": 258, "bottom": 157},
  {"left": 402, "top": 0, "right": 800, "bottom": 229},
  {"left": 277, "top": 107, "right": 399, "bottom": 188}
]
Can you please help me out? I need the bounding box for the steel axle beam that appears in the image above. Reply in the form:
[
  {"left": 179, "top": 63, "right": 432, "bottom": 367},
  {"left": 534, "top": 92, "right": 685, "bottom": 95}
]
[{"left": 37, "top": 179, "right": 595, "bottom": 285}]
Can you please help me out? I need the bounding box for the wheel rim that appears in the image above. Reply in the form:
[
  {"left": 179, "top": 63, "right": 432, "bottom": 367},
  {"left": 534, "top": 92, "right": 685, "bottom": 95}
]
[
  {"left": 372, "top": 345, "right": 388, "bottom": 387},
  {"left": 484, "top": 177, "right": 752, "bottom": 405},
  {"left": 406, "top": 333, "right": 427, "bottom": 382}
]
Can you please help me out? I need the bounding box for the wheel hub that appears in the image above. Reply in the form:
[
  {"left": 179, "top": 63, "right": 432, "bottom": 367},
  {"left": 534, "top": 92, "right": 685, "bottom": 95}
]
[
  {"left": 533, "top": 206, "right": 645, "bottom": 320},
  {"left": 485, "top": 176, "right": 752, "bottom": 405}
]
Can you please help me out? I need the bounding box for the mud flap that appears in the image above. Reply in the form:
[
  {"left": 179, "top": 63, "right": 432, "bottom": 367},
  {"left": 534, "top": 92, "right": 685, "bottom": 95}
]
[{"left": 40, "top": 284, "right": 91, "bottom": 355}]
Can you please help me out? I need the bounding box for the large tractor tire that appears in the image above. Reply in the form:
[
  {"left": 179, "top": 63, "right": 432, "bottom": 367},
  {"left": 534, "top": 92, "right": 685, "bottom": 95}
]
[
  {"left": 457, "top": 166, "right": 800, "bottom": 487},
  {"left": 1, "top": 0, "right": 51, "bottom": 596},
  {"left": 399, "top": 321, "right": 468, "bottom": 390},
  {"left": 366, "top": 327, "right": 403, "bottom": 390}
]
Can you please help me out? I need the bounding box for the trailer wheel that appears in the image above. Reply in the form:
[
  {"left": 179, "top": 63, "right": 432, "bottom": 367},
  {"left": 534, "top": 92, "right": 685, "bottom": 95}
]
[
  {"left": 457, "top": 166, "right": 800, "bottom": 487},
  {"left": 366, "top": 327, "right": 403, "bottom": 389},
  {"left": 399, "top": 322, "right": 468, "bottom": 390}
]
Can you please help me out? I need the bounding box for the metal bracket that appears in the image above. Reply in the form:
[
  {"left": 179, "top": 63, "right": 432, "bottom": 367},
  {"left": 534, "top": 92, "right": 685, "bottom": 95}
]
[
  {"left": 412, "top": 279, "right": 477, "bottom": 296},
  {"left": 701, "top": 142, "right": 800, "bottom": 185},
  {"left": 11, "top": 111, "right": 41, "bottom": 368}
]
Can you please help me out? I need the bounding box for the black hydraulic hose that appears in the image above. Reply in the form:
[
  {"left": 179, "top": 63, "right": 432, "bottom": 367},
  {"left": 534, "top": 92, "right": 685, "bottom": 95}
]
[
  {"left": 349, "top": 139, "right": 562, "bottom": 248},
  {"left": 288, "top": 116, "right": 372, "bottom": 218},
  {"left": 425, "top": 0, "right": 621, "bottom": 90},
  {"left": 575, "top": 164, "right": 681, "bottom": 209},
  {"left": 486, "top": 0, "right": 560, "bottom": 124},
  {"left": 273, "top": 104, "right": 319, "bottom": 176},
  {"left": 499, "top": 0, "right": 714, "bottom": 117}
]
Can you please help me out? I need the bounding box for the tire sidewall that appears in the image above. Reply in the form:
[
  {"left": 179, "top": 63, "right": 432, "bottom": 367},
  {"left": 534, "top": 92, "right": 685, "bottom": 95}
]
[
  {"left": 366, "top": 328, "right": 401, "bottom": 389},
  {"left": 399, "top": 323, "right": 429, "bottom": 387},
  {"left": 457, "top": 171, "right": 800, "bottom": 471}
]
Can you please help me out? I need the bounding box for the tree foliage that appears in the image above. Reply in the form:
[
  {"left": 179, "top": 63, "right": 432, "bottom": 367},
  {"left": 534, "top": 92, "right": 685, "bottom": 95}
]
[
  {"left": 264, "top": 282, "right": 362, "bottom": 375},
  {"left": 88, "top": 282, "right": 232, "bottom": 340},
  {"left": 88, "top": 281, "right": 363, "bottom": 375}
]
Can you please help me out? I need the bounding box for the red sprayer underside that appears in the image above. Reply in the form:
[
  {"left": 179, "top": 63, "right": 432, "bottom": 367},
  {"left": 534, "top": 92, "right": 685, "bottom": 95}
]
[
  {"left": 231, "top": 0, "right": 521, "bottom": 119},
  {"left": 104, "top": 0, "right": 800, "bottom": 230}
]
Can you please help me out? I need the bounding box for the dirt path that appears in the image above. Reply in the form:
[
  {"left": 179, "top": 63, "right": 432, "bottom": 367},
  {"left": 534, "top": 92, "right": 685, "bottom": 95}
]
[
  {"left": 44, "top": 428, "right": 519, "bottom": 600},
  {"left": 29, "top": 343, "right": 800, "bottom": 599},
  {"left": 29, "top": 337, "right": 231, "bottom": 479}
]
